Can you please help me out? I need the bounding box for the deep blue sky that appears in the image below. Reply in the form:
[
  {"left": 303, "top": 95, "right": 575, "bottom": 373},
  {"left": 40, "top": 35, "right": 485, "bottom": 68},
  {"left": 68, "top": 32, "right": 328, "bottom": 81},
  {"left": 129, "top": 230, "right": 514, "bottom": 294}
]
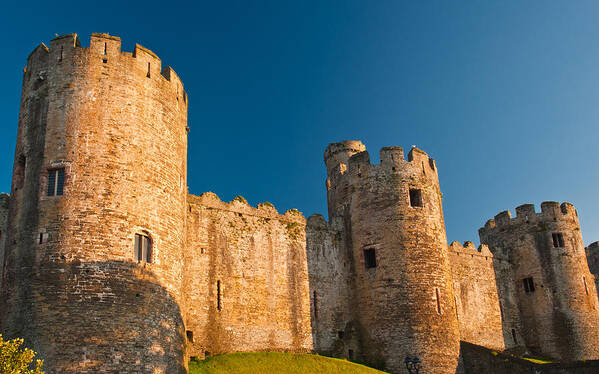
[{"left": 1, "top": 1, "right": 598, "bottom": 245}]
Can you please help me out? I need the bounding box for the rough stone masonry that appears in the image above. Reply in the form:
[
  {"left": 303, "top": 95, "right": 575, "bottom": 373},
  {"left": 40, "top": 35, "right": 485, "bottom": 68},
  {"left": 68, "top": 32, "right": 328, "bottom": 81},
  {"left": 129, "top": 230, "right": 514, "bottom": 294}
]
[{"left": 1, "top": 33, "right": 599, "bottom": 374}]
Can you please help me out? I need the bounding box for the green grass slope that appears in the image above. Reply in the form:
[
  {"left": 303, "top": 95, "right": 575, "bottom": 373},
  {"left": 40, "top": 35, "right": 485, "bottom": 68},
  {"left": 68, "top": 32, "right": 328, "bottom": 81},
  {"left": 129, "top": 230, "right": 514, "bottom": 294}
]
[{"left": 189, "top": 352, "right": 388, "bottom": 374}]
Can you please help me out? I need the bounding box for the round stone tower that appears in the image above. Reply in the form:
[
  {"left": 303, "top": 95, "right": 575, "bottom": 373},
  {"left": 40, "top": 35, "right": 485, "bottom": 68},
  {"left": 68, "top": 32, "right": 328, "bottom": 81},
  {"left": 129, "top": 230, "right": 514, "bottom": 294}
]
[
  {"left": 324, "top": 141, "right": 461, "bottom": 373},
  {"left": 479, "top": 202, "right": 599, "bottom": 361},
  {"left": 0, "top": 33, "right": 188, "bottom": 373}
]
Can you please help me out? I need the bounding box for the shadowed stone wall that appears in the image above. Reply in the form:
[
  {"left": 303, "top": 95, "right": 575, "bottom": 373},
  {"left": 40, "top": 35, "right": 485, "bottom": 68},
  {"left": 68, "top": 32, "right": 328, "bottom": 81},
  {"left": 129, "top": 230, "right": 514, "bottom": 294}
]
[
  {"left": 480, "top": 202, "right": 599, "bottom": 361},
  {"left": 449, "top": 241, "right": 505, "bottom": 350}
]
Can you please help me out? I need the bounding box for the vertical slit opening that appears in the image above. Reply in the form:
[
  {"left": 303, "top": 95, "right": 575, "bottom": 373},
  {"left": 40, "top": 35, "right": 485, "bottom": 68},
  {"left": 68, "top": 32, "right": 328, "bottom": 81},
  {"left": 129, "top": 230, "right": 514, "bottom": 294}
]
[
  {"left": 435, "top": 288, "right": 441, "bottom": 314},
  {"left": 103, "top": 42, "right": 107, "bottom": 55},
  {"left": 147, "top": 62, "right": 151, "bottom": 78},
  {"left": 217, "top": 280, "right": 221, "bottom": 311}
]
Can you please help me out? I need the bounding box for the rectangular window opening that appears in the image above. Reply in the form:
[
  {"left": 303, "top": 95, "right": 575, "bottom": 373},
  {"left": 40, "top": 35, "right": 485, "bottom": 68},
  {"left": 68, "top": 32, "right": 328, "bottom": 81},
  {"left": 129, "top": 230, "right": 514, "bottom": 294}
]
[
  {"left": 338, "top": 331, "right": 344, "bottom": 339},
  {"left": 39, "top": 233, "right": 43, "bottom": 244},
  {"left": 435, "top": 288, "right": 441, "bottom": 314},
  {"left": 134, "top": 233, "right": 152, "bottom": 263},
  {"left": 523, "top": 277, "right": 535, "bottom": 293},
  {"left": 186, "top": 330, "right": 194, "bottom": 342},
  {"left": 552, "top": 233, "right": 565, "bottom": 248},
  {"left": 47, "top": 168, "right": 65, "bottom": 196},
  {"left": 147, "top": 62, "right": 151, "bottom": 78},
  {"left": 409, "top": 188, "right": 423, "bottom": 207},
  {"left": 364, "top": 248, "right": 377, "bottom": 269},
  {"left": 511, "top": 328, "right": 518, "bottom": 345}
]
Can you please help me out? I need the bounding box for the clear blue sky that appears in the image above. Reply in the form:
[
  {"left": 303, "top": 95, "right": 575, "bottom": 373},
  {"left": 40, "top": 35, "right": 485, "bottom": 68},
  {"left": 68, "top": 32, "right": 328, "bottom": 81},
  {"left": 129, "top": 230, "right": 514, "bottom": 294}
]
[{"left": 1, "top": 1, "right": 598, "bottom": 245}]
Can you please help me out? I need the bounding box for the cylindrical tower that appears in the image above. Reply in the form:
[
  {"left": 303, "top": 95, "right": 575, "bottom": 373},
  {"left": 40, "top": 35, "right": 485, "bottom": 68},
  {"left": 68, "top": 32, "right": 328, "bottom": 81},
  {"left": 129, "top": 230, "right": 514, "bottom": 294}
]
[
  {"left": 0, "top": 33, "right": 188, "bottom": 373},
  {"left": 479, "top": 202, "right": 599, "bottom": 360},
  {"left": 324, "top": 141, "right": 460, "bottom": 374}
]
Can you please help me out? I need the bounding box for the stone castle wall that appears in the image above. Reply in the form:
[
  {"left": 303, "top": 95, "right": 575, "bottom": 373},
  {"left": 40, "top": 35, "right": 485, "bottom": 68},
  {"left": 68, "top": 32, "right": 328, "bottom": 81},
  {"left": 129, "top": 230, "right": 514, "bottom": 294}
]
[
  {"left": 0, "top": 194, "right": 9, "bottom": 283},
  {"left": 306, "top": 214, "right": 359, "bottom": 360},
  {"left": 449, "top": 241, "right": 504, "bottom": 350},
  {"left": 1, "top": 33, "right": 188, "bottom": 374},
  {"left": 183, "top": 193, "right": 312, "bottom": 358},
  {"left": 324, "top": 142, "right": 461, "bottom": 374},
  {"left": 586, "top": 242, "right": 599, "bottom": 295},
  {"left": 3, "top": 32, "right": 599, "bottom": 374},
  {"left": 480, "top": 202, "right": 599, "bottom": 361}
]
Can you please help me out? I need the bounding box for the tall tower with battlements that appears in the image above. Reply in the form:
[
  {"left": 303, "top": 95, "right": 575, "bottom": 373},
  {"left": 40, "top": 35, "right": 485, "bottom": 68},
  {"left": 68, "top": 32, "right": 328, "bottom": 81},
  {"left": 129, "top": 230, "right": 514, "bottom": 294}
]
[
  {"left": 479, "top": 202, "right": 599, "bottom": 361},
  {"left": 323, "top": 141, "right": 461, "bottom": 374},
  {"left": 0, "top": 33, "right": 188, "bottom": 373}
]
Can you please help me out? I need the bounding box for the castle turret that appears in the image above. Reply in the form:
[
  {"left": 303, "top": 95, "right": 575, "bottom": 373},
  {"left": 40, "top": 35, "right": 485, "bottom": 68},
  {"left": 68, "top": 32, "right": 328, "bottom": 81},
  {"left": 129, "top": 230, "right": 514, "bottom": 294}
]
[
  {"left": 479, "top": 202, "right": 599, "bottom": 360},
  {"left": 1, "top": 33, "right": 188, "bottom": 373},
  {"left": 324, "top": 142, "right": 460, "bottom": 373}
]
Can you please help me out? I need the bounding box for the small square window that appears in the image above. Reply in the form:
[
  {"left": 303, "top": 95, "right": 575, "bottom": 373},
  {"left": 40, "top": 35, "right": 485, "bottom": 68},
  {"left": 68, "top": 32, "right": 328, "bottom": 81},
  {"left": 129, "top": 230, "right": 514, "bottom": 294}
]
[
  {"left": 364, "top": 249, "right": 377, "bottom": 269},
  {"left": 409, "top": 189, "right": 423, "bottom": 207},
  {"left": 47, "top": 168, "right": 65, "bottom": 196},
  {"left": 186, "top": 330, "right": 194, "bottom": 342},
  {"left": 552, "top": 233, "right": 565, "bottom": 248},
  {"left": 523, "top": 277, "right": 535, "bottom": 293}
]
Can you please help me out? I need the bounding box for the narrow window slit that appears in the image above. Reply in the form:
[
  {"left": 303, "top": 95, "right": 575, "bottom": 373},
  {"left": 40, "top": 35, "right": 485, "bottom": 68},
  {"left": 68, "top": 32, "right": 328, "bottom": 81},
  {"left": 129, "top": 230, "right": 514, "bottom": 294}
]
[
  {"left": 103, "top": 42, "right": 107, "bottom": 55},
  {"left": 435, "top": 288, "right": 441, "bottom": 314},
  {"left": 217, "top": 280, "right": 222, "bottom": 311},
  {"left": 147, "top": 62, "right": 151, "bottom": 78},
  {"left": 313, "top": 291, "right": 318, "bottom": 319}
]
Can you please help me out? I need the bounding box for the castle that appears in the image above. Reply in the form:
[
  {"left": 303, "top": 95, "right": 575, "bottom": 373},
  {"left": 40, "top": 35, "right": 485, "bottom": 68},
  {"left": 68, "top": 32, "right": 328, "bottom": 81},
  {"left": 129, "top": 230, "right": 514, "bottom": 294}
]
[{"left": 1, "top": 33, "right": 599, "bottom": 374}]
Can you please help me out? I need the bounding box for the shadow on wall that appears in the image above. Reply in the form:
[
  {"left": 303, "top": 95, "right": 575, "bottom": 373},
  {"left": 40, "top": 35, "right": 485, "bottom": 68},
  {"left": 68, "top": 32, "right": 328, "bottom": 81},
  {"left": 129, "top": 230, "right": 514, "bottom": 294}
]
[
  {"left": 3, "top": 260, "right": 185, "bottom": 374},
  {"left": 461, "top": 342, "right": 599, "bottom": 374}
]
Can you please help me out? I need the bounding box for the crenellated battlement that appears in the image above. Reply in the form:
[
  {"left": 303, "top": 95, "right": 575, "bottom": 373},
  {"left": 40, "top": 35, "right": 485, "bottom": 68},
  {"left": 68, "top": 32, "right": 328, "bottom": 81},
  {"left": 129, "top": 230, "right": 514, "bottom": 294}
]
[
  {"left": 479, "top": 201, "right": 579, "bottom": 237},
  {"left": 325, "top": 141, "right": 438, "bottom": 190},
  {"left": 24, "top": 33, "right": 187, "bottom": 106},
  {"left": 449, "top": 241, "right": 493, "bottom": 258},
  {"left": 188, "top": 192, "right": 305, "bottom": 223}
]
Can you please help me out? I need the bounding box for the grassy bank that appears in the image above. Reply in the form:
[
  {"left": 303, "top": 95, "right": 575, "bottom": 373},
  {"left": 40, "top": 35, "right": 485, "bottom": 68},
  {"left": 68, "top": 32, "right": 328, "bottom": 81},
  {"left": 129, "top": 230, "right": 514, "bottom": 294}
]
[{"left": 189, "top": 352, "right": 388, "bottom": 374}]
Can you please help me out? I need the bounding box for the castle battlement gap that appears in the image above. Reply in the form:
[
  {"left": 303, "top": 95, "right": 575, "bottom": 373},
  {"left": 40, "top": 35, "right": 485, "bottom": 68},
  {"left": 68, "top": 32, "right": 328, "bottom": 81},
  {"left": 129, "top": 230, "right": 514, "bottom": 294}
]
[{"left": 449, "top": 241, "right": 493, "bottom": 258}]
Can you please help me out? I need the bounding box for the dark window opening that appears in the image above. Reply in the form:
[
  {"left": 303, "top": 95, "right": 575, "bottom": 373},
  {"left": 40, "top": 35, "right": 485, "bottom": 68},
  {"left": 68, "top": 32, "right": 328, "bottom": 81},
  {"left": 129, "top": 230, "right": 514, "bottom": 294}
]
[
  {"left": 313, "top": 291, "right": 318, "bottom": 319},
  {"left": 552, "top": 233, "right": 565, "bottom": 248},
  {"left": 59, "top": 46, "right": 63, "bottom": 62},
  {"left": 103, "top": 42, "right": 107, "bottom": 55},
  {"left": 38, "top": 233, "right": 43, "bottom": 244},
  {"left": 14, "top": 155, "right": 26, "bottom": 190},
  {"left": 186, "top": 330, "right": 194, "bottom": 342},
  {"left": 435, "top": 288, "right": 441, "bottom": 314},
  {"left": 134, "top": 233, "right": 152, "bottom": 263},
  {"left": 348, "top": 349, "right": 354, "bottom": 360},
  {"left": 364, "top": 248, "right": 377, "bottom": 269},
  {"left": 511, "top": 329, "right": 518, "bottom": 344},
  {"left": 409, "top": 188, "right": 423, "bottom": 207},
  {"left": 147, "top": 62, "right": 151, "bottom": 78},
  {"left": 523, "top": 277, "right": 535, "bottom": 293},
  {"left": 217, "top": 280, "right": 222, "bottom": 311},
  {"left": 47, "top": 168, "right": 65, "bottom": 196},
  {"left": 338, "top": 331, "right": 344, "bottom": 339}
]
